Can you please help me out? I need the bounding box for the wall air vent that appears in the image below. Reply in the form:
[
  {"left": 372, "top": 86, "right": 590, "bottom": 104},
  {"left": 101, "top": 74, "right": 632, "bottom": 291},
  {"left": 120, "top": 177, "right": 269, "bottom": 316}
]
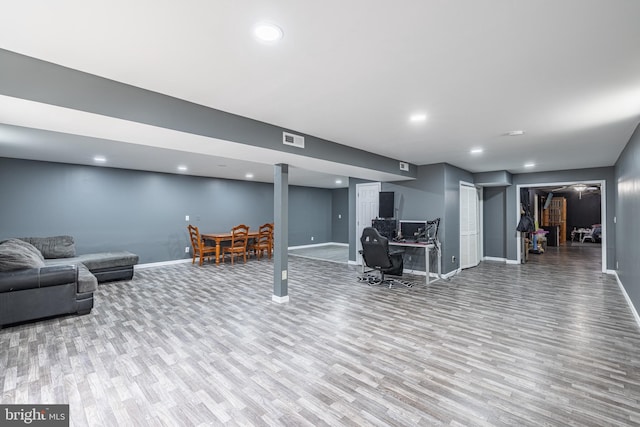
[
  {"left": 399, "top": 161, "right": 409, "bottom": 171},
  {"left": 283, "top": 132, "right": 305, "bottom": 148}
]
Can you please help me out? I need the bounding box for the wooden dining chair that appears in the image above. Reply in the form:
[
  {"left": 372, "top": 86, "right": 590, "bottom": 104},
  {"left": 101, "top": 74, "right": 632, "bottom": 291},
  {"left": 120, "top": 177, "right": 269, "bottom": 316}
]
[
  {"left": 188, "top": 224, "right": 217, "bottom": 266},
  {"left": 251, "top": 223, "right": 273, "bottom": 259},
  {"left": 223, "top": 224, "right": 249, "bottom": 264}
]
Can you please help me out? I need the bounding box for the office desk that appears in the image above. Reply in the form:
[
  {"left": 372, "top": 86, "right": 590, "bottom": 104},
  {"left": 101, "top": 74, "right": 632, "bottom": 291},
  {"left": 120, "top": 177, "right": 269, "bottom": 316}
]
[
  {"left": 389, "top": 240, "right": 442, "bottom": 285},
  {"left": 201, "top": 231, "right": 260, "bottom": 265}
]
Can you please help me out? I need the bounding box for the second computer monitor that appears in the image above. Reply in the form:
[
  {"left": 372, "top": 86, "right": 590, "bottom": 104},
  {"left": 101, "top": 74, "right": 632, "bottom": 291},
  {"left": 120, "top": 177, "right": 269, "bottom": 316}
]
[{"left": 399, "top": 220, "right": 427, "bottom": 241}]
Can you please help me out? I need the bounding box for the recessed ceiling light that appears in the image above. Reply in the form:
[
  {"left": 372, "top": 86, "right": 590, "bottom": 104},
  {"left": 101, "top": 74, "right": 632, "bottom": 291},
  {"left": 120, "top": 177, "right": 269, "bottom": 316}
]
[
  {"left": 177, "top": 165, "right": 188, "bottom": 172},
  {"left": 93, "top": 156, "right": 106, "bottom": 163},
  {"left": 254, "top": 23, "right": 283, "bottom": 42},
  {"left": 335, "top": 179, "right": 342, "bottom": 185},
  {"left": 470, "top": 148, "right": 483, "bottom": 154},
  {"left": 245, "top": 173, "right": 254, "bottom": 179},
  {"left": 409, "top": 113, "right": 427, "bottom": 122},
  {"left": 524, "top": 162, "right": 535, "bottom": 168},
  {"left": 508, "top": 130, "right": 525, "bottom": 136}
]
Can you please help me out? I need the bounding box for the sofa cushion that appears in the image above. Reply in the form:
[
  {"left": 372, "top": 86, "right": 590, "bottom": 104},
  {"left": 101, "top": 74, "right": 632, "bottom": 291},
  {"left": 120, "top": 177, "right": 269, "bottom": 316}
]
[
  {"left": 0, "top": 239, "right": 46, "bottom": 271},
  {"left": 75, "top": 251, "right": 139, "bottom": 271},
  {"left": 38, "top": 259, "right": 97, "bottom": 293},
  {"left": 19, "top": 236, "right": 76, "bottom": 259}
]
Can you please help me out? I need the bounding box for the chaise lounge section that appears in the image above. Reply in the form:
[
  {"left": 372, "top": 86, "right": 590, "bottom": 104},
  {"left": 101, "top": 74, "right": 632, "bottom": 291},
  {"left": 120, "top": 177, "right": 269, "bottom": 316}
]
[{"left": 0, "top": 235, "right": 138, "bottom": 327}]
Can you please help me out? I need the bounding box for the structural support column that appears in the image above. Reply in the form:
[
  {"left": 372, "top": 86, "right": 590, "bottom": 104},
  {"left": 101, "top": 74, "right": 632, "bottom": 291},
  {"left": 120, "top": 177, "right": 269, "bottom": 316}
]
[{"left": 273, "top": 163, "right": 289, "bottom": 303}]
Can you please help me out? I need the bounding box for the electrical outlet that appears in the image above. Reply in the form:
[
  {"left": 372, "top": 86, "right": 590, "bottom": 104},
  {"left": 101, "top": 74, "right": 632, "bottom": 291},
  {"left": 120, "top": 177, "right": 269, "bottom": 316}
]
[
  {"left": 185, "top": 246, "right": 190, "bottom": 253},
  {"left": 185, "top": 215, "right": 189, "bottom": 221},
  {"left": 311, "top": 236, "right": 314, "bottom": 241},
  {"left": 452, "top": 255, "right": 456, "bottom": 263}
]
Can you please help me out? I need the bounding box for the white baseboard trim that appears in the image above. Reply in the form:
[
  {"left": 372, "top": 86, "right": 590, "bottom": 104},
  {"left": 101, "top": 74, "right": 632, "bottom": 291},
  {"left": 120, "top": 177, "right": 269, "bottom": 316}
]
[
  {"left": 135, "top": 258, "right": 192, "bottom": 270},
  {"left": 483, "top": 256, "right": 507, "bottom": 262},
  {"left": 606, "top": 269, "right": 616, "bottom": 275},
  {"left": 614, "top": 271, "right": 640, "bottom": 329},
  {"left": 403, "top": 268, "right": 427, "bottom": 276},
  {"left": 505, "top": 259, "right": 520, "bottom": 265},
  {"left": 288, "top": 242, "right": 348, "bottom": 250},
  {"left": 404, "top": 268, "right": 458, "bottom": 279},
  {"left": 347, "top": 260, "right": 359, "bottom": 266},
  {"left": 442, "top": 269, "right": 461, "bottom": 279},
  {"left": 272, "top": 294, "right": 290, "bottom": 303}
]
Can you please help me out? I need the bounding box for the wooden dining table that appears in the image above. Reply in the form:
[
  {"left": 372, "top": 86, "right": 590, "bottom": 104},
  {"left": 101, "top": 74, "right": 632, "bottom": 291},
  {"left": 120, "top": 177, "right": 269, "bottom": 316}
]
[{"left": 201, "top": 231, "right": 260, "bottom": 265}]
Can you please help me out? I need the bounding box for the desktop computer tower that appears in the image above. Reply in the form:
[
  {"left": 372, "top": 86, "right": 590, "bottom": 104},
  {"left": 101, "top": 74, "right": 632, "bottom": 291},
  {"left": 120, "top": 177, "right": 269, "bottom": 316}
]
[{"left": 371, "top": 219, "right": 397, "bottom": 240}]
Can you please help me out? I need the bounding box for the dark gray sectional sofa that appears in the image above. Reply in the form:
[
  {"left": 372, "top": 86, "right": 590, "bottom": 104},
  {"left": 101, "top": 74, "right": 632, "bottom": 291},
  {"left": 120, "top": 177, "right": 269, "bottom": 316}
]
[{"left": 0, "top": 236, "right": 138, "bottom": 327}]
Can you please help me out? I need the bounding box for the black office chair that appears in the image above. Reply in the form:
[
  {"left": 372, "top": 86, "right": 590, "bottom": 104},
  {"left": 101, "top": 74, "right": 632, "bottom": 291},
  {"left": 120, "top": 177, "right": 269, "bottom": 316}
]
[{"left": 359, "top": 227, "right": 411, "bottom": 288}]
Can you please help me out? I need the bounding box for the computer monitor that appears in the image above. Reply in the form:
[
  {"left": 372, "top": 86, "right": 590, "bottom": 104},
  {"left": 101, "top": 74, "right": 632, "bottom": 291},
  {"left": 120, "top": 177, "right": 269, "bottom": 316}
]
[
  {"left": 399, "top": 220, "right": 427, "bottom": 241},
  {"left": 378, "top": 192, "right": 395, "bottom": 218}
]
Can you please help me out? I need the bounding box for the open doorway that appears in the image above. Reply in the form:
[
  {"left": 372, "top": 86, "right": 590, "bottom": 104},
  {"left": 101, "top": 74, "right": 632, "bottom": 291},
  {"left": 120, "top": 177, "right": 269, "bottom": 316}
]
[{"left": 516, "top": 180, "right": 607, "bottom": 272}]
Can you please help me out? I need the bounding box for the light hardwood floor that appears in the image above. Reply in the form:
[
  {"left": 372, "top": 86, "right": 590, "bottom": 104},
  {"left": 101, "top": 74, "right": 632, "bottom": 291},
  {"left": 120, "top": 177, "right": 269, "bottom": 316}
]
[
  {"left": 1, "top": 245, "right": 639, "bottom": 426},
  {"left": 289, "top": 244, "right": 349, "bottom": 264}
]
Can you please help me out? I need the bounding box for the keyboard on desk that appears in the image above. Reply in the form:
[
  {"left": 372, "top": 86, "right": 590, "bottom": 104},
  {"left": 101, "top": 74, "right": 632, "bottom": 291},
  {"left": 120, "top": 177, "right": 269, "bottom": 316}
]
[{"left": 392, "top": 238, "right": 432, "bottom": 245}]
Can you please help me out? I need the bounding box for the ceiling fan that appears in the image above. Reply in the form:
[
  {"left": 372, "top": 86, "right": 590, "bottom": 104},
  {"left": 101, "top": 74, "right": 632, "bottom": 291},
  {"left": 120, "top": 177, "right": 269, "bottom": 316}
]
[{"left": 551, "top": 183, "right": 600, "bottom": 199}]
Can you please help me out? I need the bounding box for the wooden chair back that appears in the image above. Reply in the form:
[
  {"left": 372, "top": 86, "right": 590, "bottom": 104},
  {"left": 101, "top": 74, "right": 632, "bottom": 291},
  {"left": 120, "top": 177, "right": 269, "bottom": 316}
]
[
  {"left": 188, "top": 224, "right": 201, "bottom": 251},
  {"left": 257, "top": 223, "right": 273, "bottom": 244},
  {"left": 253, "top": 223, "right": 273, "bottom": 259},
  {"left": 187, "top": 224, "right": 217, "bottom": 265},
  {"left": 230, "top": 224, "right": 249, "bottom": 249},
  {"left": 223, "top": 224, "right": 250, "bottom": 264}
]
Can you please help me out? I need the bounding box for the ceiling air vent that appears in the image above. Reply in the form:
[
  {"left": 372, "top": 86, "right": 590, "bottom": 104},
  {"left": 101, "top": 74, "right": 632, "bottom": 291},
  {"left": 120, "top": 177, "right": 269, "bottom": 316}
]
[
  {"left": 283, "top": 132, "right": 305, "bottom": 148},
  {"left": 399, "top": 161, "right": 409, "bottom": 171}
]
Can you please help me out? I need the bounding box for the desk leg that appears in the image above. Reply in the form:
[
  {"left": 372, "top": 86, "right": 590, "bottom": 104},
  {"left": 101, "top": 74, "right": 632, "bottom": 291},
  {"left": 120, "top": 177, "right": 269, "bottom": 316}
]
[
  {"left": 425, "top": 244, "right": 442, "bottom": 285},
  {"left": 425, "top": 246, "right": 430, "bottom": 285}
]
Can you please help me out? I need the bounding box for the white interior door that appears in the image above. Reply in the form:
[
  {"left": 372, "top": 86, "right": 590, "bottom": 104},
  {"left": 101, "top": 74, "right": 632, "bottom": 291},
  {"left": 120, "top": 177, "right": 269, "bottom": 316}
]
[
  {"left": 356, "top": 182, "right": 380, "bottom": 265},
  {"left": 460, "top": 183, "right": 480, "bottom": 269}
]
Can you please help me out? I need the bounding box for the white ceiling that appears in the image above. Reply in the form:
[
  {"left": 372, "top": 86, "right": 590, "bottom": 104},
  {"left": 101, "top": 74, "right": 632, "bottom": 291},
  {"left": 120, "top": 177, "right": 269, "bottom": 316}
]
[{"left": 1, "top": 0, "right": 640, "bottom": 187}]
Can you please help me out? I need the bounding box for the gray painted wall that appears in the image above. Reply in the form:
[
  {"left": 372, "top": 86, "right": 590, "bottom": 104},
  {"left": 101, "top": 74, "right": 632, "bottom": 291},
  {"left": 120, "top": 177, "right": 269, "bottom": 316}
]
[
  {"left": 289, "top": 186, "right": 332, "bottom": 245},
  {"left": 0, "top": 158, "right": 335, "bottom": 263},
  {"left": 383, "top": 165, "right": 445, "bottom": 221},
  {"left": 615, "top": 122, "right": 640, "bottom": 311},
  {"left": 483, "top": 187, "right": 507, "bottom": 258},
  {"left": 504, "top": 167, "right": 616, "bottom": 268},
  {"left": 331, "top": 188, "right": 349, "bottom": 243}
]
